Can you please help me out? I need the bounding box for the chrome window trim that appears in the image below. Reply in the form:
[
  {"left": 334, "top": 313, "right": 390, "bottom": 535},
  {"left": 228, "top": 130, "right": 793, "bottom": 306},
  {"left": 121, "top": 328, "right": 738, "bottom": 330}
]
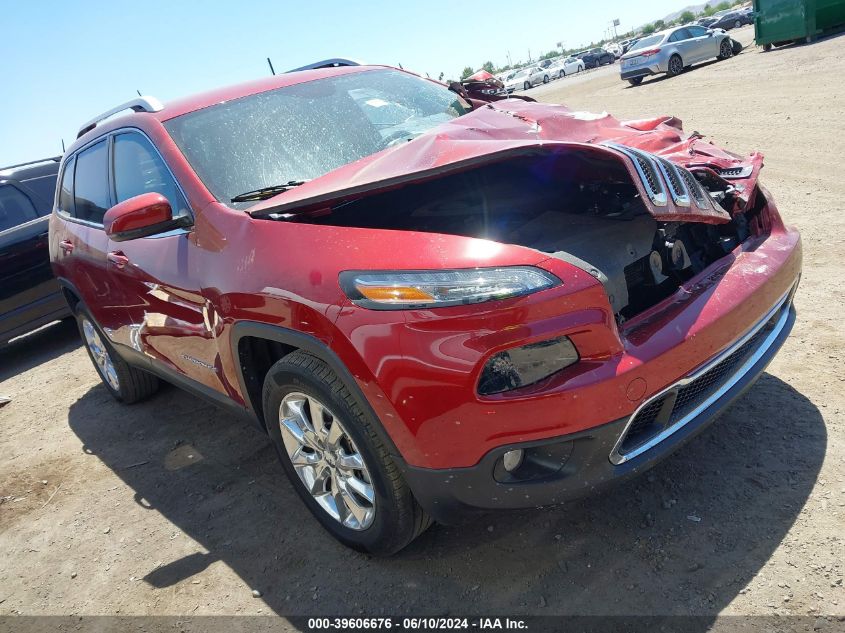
[
  {"left": 55, "top": 127, "right": 193, "bottom": 234},
  {"left": 609, "top": 283, "right": 796, "bottom": 465}
]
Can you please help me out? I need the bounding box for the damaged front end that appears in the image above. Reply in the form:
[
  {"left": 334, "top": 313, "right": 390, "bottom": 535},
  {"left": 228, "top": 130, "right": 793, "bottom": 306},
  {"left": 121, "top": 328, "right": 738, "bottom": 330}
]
[{"left": 259, "top": 140, "right": 771, "bottom": 324}]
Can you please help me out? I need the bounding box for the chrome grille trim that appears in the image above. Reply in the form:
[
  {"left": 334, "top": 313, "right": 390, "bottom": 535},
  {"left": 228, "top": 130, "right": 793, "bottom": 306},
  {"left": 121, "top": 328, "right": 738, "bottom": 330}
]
[
  {"left": 655, "top": 157, "right": 691, "bottom": 207},
  {"left": 677, "top": 167, "right": 712, "bottom": 210},
  {"left": 609, "top": 284, "right": 796, "bottom": 465},
  {"left": 606, "top": 143, "right": 668, "bottom": 206}
]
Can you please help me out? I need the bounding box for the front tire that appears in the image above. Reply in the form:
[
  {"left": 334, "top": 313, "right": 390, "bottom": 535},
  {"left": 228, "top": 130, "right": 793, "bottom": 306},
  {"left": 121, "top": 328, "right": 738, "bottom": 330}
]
[
  {"left": 543, "top": 74, "right": 549, "bottom": 83},
  {"left": 628, "top": 77, "right": 644, "bottom": 86},
  {"left": 76, "top": 306, "right": 159, "bottom": 403},
  {"left": 523, "top": 81, "right": 530, "bottom": 91},
  {"left": 718, "top": 38, "right": 734, "bottom": 59},
  {"left": 262, "top": 351, "right": 431, "bottom": 556},
  {"left": 734, "top": 20, "right": 741, "bottom": 28},
  {"left": 559, "top": 70, "right": 565, "bottom": 78}
]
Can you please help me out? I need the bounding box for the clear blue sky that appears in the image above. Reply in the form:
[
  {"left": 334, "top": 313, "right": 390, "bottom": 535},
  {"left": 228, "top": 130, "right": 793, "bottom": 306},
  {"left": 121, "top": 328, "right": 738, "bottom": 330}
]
[{"left": 1, "top": 0, "right": 689, "bottom": 166}]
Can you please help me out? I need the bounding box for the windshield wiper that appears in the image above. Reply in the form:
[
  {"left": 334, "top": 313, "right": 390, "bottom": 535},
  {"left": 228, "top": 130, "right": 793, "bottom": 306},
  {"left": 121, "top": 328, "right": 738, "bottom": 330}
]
[{"left": 231, "top": 180, "right": 308, "bottom": 202}]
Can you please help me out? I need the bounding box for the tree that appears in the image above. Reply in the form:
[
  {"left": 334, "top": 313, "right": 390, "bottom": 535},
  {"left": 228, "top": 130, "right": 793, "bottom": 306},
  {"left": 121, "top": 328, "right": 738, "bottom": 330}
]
[
  {"left": 482, "top": 61, "right": 495, "bottom": 73},
  {"left": 653, "top": 19, "right": 665, "bottom": 30},
  {"left": 680, "top": 10, "right": 695, "bottom": 23},
  {"left": 703, "top": 4, "right": 717, "bottom": 16},
  {"left": 716, "top": 1, "right": 731, "bottom": 9},
  {"left": 642, "top": 23, "right": 656, "bottom": 35},
  {"left": 460, "top": 66, "right": 474, "bottom": 80}
]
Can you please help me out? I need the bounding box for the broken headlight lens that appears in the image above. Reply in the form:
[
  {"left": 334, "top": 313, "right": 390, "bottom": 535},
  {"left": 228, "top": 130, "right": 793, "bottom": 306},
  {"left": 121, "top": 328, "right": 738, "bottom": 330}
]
[
  {"left": 478, "top": 336, "right": 579, "bottom": 395},
  {"left": 339, "top": 267, "right": 560, "bottom": 310}
]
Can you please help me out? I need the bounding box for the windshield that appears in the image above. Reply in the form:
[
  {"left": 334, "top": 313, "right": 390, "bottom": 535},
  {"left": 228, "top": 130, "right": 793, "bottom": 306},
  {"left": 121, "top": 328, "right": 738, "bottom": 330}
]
[
  {"left": 164, "top": 69, "right": 470, "bottom": 207},
  {"left": 628, "top": 34, "right": 664, "bottom": 52}
]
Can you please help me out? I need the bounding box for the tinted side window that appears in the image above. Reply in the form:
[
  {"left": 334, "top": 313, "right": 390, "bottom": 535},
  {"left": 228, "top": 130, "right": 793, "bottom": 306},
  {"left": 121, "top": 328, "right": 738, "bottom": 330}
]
[
  {"left": 113, "top": 133, "right": 190, "bottom": 219},
  {"left": 0, "top": 185, "right": 38, "bottom": 232},
  {"left": 58, "top": 157, "right": 75, "bottom": 216},
  {"left": 672, "top": 28, "right": 693, "bottom": 41},
  {"left": 687, "top": 26, "right": 708, "bottom": 37},
  {"left": 20, "top": 174, "right": 59, "bottom": 215},
  {"left": 74, "top": 141, "right": 110, "bottom": 224}
]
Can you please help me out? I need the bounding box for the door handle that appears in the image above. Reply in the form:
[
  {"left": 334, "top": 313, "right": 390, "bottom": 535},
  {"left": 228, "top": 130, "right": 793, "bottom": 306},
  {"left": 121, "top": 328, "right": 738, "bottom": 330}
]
[
  {"left": 59, "top": 239, "right": 74, "bottom": 254},
  {"left": 107, "top": 251, "right": 130, "bottom": 269}
]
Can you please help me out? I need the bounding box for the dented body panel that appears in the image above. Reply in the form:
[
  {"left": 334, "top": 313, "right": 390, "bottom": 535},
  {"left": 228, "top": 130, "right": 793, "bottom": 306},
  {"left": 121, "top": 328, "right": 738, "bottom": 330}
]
[{"left": 50, "top": 65, "right": 801, "bottom": 519}]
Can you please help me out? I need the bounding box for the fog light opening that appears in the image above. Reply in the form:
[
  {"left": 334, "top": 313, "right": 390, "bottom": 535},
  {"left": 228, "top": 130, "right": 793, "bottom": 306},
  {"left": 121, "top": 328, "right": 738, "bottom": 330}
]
[{"left": 502, "top": 449, "right": 525, "bottom": 473}]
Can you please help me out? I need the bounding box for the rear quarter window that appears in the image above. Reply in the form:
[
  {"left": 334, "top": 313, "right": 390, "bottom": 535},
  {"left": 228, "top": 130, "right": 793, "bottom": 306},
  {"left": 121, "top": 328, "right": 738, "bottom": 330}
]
[
  {"left": 73, "top": 141, "right": 110, "bottom": 224},
  {"left": 0, "top": 185, "right": 39, "bottom": 232}
]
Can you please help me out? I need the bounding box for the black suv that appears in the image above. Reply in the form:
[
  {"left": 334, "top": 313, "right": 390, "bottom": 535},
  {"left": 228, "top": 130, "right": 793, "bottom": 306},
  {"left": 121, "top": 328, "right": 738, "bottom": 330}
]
[{"left": 0, "top": 157, "right": 69, "bottom": 345}]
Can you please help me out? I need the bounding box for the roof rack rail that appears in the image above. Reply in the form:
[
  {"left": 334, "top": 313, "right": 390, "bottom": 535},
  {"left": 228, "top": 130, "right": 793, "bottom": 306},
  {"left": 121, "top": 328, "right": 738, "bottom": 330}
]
[
  {"left": 286, "top": 58, "right": 362, "bottom": 73},
  {"left": 0, "top": 156, "right": 62, "bottom": 172},
  {"left": 77, "top": 96, "right": 164, "bottom": 139}
]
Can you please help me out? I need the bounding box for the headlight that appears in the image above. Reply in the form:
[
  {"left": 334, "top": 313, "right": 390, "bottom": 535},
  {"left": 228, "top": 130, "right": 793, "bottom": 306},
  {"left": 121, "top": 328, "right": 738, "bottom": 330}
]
[{"left": 339, "top": 267, "right": 560, "bottom": 310}]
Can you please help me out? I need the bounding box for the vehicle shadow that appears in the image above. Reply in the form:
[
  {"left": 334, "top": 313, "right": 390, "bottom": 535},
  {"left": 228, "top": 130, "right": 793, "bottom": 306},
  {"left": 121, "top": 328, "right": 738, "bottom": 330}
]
[
  {"left": 0, "top": 318, "right": 80, "bottom": 384},
  {"left": 67, "top": 372, "right": 824, "bottom": 622}
]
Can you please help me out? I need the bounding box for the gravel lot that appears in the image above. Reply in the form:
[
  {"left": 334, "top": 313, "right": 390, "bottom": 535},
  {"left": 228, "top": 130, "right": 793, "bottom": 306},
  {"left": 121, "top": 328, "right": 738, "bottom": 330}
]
[{"left": 1, "top": 26, "right": 843, "bottom": 624}]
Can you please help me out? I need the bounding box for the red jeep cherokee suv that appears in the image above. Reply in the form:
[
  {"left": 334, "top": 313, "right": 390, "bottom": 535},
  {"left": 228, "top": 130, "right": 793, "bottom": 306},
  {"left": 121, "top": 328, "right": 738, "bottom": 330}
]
[{"left": 50, "top": 65, "right": 801, "bottom": 555}]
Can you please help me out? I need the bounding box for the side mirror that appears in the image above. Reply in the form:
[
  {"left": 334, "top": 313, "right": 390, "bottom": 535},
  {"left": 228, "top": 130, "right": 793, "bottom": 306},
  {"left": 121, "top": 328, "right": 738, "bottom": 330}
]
[
  {"left": 104, "top": 192, "right": 188, "bottom": 242},
  {"left": 707, "top": 29, "right": 715, "bottom": 36}
]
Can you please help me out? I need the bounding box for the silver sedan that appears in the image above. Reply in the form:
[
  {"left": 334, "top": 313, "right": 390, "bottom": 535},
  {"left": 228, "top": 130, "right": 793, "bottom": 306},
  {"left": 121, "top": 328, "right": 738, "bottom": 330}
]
[{"left": 619, "top": 25, "right": 734, "bottom": 86}]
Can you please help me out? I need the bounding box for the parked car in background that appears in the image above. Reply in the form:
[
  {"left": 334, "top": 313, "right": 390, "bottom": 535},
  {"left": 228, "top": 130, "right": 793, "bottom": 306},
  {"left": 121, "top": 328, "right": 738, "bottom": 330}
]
[
  {"left": 579, "top": 47, "right": 615, "bottom": 69},
  {"left": 619, "top": 38, "right": 640, "bottom": 54},
  {"left": 606, "top": 43, "right": 623, "bottom": 59},
  {"left": 696, "top": 16, "right": 718, "bottom": 28},
  {"left": 547, "top": 56, "right": 585, "bottom": 78},
  {"left": 504, "top": 66, "right": 549, "bottom": 92},
  {"left": 711, "top": 10, "right": 754, "bottom": 30},
  {"left": 620, "top": 25, "right": 734, "bottom": 85},
  {"left": 1, "top": 157, "right": 69, "bottom": 346}
]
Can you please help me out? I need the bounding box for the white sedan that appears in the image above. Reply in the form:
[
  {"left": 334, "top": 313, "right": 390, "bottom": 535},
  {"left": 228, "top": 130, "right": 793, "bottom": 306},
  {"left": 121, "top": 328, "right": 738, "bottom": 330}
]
[
  {"left": 547, "top": 56, "right": 585, "bottom": 79},
  {"left": 504, "top": 66, "right": 549, "bottom": 93}
]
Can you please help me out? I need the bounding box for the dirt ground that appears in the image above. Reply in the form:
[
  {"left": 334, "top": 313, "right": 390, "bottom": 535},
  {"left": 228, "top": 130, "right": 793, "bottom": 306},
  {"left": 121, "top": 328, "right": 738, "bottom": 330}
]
[{"left": 1, "top": 26, "right": 843, "bottom": 625}]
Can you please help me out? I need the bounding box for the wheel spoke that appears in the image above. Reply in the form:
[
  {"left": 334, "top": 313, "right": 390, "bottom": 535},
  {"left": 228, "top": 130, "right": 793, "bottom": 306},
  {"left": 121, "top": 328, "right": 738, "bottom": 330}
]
[
  {"left": 337, "top": 451, "right": 364, "bottom": 471},
  {"left": 337, "top": 477, "right": 373, "bottom": 527},
  {"left": 307, "top": 396, "right": 329, "bottom": 441},
  {"left": 345, "top": 474, "right": 375, "bottom": 504},
  {"left": 290, "top": 446, "right": 318, "bottom": 466},
  {"left": 325, "top": 420, "right": 344, "bottom": 450}
]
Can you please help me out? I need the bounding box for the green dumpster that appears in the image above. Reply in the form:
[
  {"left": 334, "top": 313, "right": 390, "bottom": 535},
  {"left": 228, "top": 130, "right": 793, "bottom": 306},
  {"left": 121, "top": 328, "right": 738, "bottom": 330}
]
[{"left": 754, "top": 0, "right": 845, "bottom": 49}]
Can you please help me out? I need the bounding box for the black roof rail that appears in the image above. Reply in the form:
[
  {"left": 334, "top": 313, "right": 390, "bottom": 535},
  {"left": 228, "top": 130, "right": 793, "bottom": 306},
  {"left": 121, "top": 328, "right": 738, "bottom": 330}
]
[
  {"left": 286, "top": 58, "right": 362, "bottom": 73},
  {"left": 0, "top": 156, "right": 62, "bottom": 173}
]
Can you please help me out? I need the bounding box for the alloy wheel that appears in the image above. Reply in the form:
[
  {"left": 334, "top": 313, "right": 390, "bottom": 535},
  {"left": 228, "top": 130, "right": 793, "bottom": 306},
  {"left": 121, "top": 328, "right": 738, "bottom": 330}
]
[
  {"left": 82, "top": 318, "right": 119, "bottom": 391},
  {"left": 670, "top": 56, "right": 683, "bottom": 75},
  {"left": 279, "top": 392, "right": 376, "bottom": 530},
  {"left": 721, "top": 40, "right": 733, "bottom": 58}
]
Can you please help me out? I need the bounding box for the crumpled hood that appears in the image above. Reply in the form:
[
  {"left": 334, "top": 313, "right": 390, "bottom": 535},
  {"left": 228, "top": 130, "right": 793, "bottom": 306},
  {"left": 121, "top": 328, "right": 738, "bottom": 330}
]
[{"left": 248, "top": 99, "right": 762, "bottom": 221}]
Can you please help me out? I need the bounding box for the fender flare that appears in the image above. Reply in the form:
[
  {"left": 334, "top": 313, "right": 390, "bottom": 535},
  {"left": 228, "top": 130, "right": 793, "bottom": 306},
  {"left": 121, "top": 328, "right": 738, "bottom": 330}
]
[{"left": 229, "top": 321, "right": 411, "bottom": 469}]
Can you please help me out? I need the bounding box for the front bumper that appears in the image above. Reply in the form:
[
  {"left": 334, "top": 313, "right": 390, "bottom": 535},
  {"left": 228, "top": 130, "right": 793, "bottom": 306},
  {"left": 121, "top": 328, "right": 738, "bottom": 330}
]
[{"left": 403, "top": 297, "right": 797, "bottom": 523}]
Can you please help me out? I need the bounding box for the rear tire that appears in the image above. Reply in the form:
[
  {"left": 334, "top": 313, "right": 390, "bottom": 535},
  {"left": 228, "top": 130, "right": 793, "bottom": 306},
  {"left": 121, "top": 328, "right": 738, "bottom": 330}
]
[
  {"left": 262, "top": 350, "right": 431, "bottom": 556},
  {"left": 667, "top": 54, "right": 683, "bottom": 77},
  {"left": 628, "top": 77, "right": 644, "bottom": 86},
  {"left": 543, "top": 74, "right": 549, "bottom": 83},
  {"left": 75, "top": 306, "right": 159, "bottom": 403},
  {"left": 763, "top": 43, "right": 773, "bottom": 52},
  {"left": 734, "top": 20, "right": 741, "bottom": 29},
  {"left": 523, "top": 81, "right": 530, "bottom": 91},
  {"left": 559, "top": 70, "right": 565, "bottom": 78}
]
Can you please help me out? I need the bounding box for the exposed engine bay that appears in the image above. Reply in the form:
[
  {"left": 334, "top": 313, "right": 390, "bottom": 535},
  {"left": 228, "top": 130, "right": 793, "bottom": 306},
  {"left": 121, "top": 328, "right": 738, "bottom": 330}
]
[{"left": 294, "top": 149, "right": 762, "bottom": 321}]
